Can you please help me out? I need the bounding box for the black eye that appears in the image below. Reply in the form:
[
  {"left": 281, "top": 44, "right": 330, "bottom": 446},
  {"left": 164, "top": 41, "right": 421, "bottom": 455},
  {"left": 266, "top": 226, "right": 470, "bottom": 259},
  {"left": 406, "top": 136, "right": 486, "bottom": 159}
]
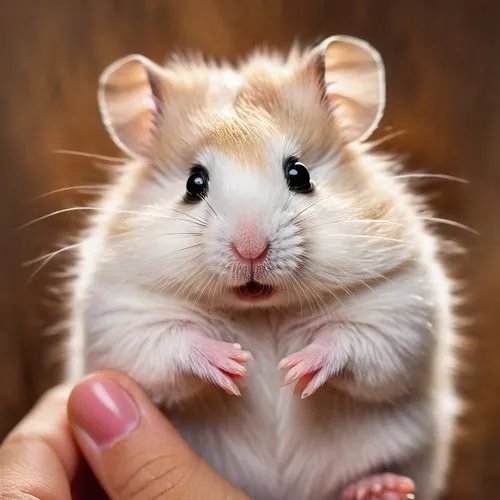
[
  {"left": 185, "top": 165, "right": 209, "bottom": 203},
  {"left": 283, "top": 156, "right": 313, "bottom": 193}
]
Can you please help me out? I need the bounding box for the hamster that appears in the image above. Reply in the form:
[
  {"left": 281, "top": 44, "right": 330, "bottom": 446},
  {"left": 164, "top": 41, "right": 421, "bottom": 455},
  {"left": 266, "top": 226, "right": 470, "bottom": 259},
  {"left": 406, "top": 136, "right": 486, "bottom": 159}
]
[{"left": 65, "top": 35, "right": 459, "bottom": 500}]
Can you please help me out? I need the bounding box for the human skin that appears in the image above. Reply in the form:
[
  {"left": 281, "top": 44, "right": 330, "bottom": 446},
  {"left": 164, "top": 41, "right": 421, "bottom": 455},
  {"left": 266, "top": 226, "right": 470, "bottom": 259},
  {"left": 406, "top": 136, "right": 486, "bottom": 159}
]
[{"left": 0, "top": 370, "right": 249, "bottom": 499}]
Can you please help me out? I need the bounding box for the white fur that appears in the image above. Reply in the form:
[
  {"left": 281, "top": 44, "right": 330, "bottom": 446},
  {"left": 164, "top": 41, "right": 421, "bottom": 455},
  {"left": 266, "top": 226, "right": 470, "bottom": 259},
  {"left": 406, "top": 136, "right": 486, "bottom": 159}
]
[{"left": 65, "top": 49, "right": 458, "bottom": 500}]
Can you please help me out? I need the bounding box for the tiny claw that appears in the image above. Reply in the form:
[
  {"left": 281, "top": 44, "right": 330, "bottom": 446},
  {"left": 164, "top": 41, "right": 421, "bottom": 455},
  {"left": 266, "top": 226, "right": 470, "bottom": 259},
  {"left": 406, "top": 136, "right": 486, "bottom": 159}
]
[
  {"left": 232, "top": 374, "right": 246, "bottom": 390},
  {"left": 278, "top": 357, "right": 290, "bottom": 370},
  {"left": 223, "top": 380, "right": 241, "bottom": 396},
  {"left": 235, "top": 350, "right": 253, "bottom": 362},
  {"left": 300, "top": 381, "right": 321, "bottom": 399},
  {"left": 280, "top": 378, "right": 290, "bottom": 388},
  {"left": 300, "top": 387, "right": 317, "bottom": 399},
  {"left": 222, "top": 359, "right": 247, "bottom": 375},
  {"left": 189, "top": 336, "right": 253, "bottom": 396},
  {"left": 293, "top": 372, "right": 314, "bottom": 396},
  {"left": 282, "top": 367, "right": 302, "bottom": 387}
]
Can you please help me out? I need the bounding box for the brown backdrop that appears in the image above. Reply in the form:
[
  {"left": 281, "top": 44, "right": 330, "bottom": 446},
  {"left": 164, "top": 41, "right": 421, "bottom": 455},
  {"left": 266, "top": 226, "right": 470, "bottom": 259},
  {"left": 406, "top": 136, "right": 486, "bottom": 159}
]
[{"left": 0, "top": 1, "right": 498, "bottom": 498}]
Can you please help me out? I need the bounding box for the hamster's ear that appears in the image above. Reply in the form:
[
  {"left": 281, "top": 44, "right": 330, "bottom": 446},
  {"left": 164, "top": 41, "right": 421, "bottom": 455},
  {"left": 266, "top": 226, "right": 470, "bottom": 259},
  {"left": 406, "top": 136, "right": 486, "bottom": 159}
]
[
  {"left": 309, "top": 35, "right": 386, "bottom": 143},
  {"left": 98, "top": 54, "right": 167, "bottom": 159}
]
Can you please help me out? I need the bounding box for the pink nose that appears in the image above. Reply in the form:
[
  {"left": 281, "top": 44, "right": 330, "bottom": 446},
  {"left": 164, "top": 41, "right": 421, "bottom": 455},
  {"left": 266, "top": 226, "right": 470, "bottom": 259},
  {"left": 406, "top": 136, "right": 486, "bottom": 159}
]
[{"left": 231, "top": 221, "right": 270, "bottom": 264}]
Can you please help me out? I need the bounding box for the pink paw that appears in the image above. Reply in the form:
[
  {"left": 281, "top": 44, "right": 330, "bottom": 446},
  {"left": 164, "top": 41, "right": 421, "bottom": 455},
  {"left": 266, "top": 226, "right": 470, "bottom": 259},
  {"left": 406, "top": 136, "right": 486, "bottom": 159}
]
[
  {"left": 341, "top": 473, "right": 416, "bottom": 500},
  {"left": 278, "top": 333, "right": 347, "bottom": 399},
  {"left": 189, "top": 336, "right": 252, "bottom": 396}
]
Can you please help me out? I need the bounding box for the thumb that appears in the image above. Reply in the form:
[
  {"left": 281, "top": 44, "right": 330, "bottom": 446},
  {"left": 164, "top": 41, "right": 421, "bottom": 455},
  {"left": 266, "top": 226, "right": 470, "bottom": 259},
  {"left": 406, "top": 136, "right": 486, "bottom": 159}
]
[{"left": 68, "top": 370, "right": 249, "bottom": 500}]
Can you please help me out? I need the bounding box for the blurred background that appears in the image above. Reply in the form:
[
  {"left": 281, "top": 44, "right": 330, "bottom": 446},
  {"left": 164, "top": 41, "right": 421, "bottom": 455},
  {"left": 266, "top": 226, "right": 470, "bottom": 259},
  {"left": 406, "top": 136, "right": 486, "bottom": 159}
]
[{"left": 0, "top": 1, "right": 498, "bottom": 498}]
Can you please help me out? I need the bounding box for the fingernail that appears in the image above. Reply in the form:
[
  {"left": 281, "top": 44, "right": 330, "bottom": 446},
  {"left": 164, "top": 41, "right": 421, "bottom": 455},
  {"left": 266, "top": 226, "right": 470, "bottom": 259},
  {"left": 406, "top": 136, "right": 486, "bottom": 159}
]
[
  {"left": 70, "top": 377, "right": 139, "bottom": 449},
  {"left": 400, "top": 478, "right": 416, "bottom": 489}
]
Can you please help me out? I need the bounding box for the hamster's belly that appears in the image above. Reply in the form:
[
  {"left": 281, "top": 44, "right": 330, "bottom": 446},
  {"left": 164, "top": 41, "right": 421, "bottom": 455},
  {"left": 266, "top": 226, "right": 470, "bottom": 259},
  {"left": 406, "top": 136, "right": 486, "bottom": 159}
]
[{"left": 164, "top": 358, "right": 433, "bottom": 500}]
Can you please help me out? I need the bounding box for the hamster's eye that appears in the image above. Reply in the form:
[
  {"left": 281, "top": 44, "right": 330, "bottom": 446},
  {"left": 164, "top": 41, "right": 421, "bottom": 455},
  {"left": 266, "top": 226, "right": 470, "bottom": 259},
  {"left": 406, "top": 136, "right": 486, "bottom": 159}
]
[
  {"left": 283, "top": 156, "right": 313, "bottom": 193},
  {"left": 185, "top": 164, "right": 209, "bottom": 203}
]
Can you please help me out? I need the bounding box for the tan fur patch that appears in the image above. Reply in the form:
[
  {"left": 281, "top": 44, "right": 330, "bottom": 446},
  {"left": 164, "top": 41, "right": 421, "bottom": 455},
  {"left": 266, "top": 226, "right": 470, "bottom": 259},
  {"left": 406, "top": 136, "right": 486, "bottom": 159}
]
[
  {"left": 200, "top": 113, "right": 274, "bottom": 170},
  {"left": 236, "top": 55, "right": 344, "bottom": 168},
  {"left": 146, "top": 48, "right": 339, "bottom": 175},
  {"left": 148, "top": 46, "right": 378, "bottom": 191}
]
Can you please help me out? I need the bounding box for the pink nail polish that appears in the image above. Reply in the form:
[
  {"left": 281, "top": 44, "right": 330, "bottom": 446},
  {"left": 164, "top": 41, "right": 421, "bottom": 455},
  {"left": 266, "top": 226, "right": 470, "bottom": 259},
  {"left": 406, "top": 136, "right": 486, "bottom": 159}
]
[{"left": 70, "top": 377, "right": 139, "bottom": 449}]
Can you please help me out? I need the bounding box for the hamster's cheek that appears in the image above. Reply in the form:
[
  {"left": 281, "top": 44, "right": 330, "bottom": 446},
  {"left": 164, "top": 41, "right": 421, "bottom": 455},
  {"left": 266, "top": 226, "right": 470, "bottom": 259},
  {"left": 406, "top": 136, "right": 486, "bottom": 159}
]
[
  {"left": 302, "top": 222, "right": 361, "bottom": 279},
  {"left": 202, "top": 222, "right": 230, "bottom": 266}
]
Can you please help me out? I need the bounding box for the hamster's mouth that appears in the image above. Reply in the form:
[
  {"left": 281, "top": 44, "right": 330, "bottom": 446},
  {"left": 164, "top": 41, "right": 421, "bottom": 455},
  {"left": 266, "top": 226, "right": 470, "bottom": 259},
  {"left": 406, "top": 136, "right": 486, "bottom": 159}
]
[{"left": 235, "top": 281, "right": 274, "bottom": 301}]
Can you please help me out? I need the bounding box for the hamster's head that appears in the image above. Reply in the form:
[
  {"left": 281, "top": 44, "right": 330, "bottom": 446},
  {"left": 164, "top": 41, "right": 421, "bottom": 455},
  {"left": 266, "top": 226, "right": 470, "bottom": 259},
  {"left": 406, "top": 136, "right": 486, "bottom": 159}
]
[{"left": 98, "top": 36, "right": 413, "bottom": 310}]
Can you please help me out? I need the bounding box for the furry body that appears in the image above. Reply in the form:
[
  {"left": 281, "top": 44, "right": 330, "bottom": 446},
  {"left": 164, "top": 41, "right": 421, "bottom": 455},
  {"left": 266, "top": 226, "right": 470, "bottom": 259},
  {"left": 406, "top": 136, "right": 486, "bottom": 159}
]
[{"left": 66, "top": 39, "right": 458, "bottom": 499}]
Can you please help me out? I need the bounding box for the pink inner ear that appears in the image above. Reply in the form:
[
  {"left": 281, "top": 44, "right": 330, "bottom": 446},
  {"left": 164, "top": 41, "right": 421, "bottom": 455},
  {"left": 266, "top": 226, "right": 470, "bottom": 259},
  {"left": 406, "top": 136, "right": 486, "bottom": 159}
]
[
  {"left": 99, "top": 55, "right": 170, "bottom": 160},
  {"left": 305, "top": 52, "right": 330, "bottom": 104},
  {"left": 305, "top": 37, "right": 385, "bottom": 143},
  {"left": 148, "top": 68, "right": 165, "bottom": 120},
  {"left": 303, "top": 51, "right": 351, "bottom": 129},
  {"left": 140, "top": 69, "right": 166, "bottom": 160},
  {"left": 135, "top": 110, "right": 157, "bottom": 160}
]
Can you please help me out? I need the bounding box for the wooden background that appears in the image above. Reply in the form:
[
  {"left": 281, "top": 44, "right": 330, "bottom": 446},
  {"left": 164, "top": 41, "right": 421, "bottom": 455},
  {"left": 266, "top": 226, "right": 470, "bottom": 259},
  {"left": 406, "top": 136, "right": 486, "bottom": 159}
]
[{"left": 0, "top": 1, "right": 498, "bottom": 498}]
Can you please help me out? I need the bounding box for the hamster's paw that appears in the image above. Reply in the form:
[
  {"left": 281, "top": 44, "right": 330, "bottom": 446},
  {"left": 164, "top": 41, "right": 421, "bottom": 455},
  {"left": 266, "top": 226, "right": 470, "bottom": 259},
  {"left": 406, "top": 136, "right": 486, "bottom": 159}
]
[
  {"left": 189, "top": 336, "right": 252, "bottom": 396},
  {"left": 278, "top": 331, "right": 348, "bottom": 398},
  {"left": 341, "top": 473, "right": 416, "bottom": 500}
]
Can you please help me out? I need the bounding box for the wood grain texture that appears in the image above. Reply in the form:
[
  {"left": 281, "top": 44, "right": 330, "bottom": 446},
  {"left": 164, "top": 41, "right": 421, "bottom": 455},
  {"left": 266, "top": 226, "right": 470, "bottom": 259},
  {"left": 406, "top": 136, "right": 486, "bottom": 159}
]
[{"left": 0, "top": 1, "right": 497, "bottom": 498}]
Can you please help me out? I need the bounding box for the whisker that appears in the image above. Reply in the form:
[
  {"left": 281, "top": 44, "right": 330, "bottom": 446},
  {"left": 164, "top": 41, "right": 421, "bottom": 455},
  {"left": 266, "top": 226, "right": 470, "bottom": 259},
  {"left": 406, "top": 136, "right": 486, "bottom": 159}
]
[
  {"left": 289, "top": 273, "right": 317, "bottom": 318},
  {"left": 307, "top": 232, "right": 405, "bottom": 244},
  {"left": 194, "top": 272, "right": 216, "bottom": 306},
  {"left": 115, "top": 233, "right": 203, "bottom": 252},
  {"left": 289, "top": 195, "right": 333, "bottom": 224},
  {"left": 395, "top": 173, "right": 469, "bottom": 184},
  {"left": 287, "top": 273, "right": 305, "bottom": 317},
  {"left": 52, "top": 149, "right": 125, "bottom": 163},
  {"left": 17, "top": 207, "right": 206, "bottom": 230},
  {"left": 173, "top": 256, "right": 209, "bottom": 298},
  {"left": 300, "top": 271, "right": 340, "bottom": 317},
  {"left": 17, "top": 206, "right": 105, "bottom": 229},
  {"left": 146, "top": 205, "right": 207, "bottom": 226},
  {"left": 277, "top": 274, "right": 292, "bottom": 309},
  {"left": 364, "top": 129, "right": 406, "bottom": 149},
  {"left": 170, "top": 243, "right": 204, "bottom": 255},
  {"left": 300, "top": 217, "right": 406, "bottom": 229},
  {"left": 185, "top": 269, "right": 211, "bottom": 306},
  {"left": 157, "top": 252, "right": 205, "bottom": 295},
  {"left": 298, "top": 274, "right": 327, "bottom": 318},
  {"left": 330, "top": 277, "right": 353, "bottom": 298},
  {"left": 342, "top": 219, "right": 406, "bottom": 227},
  {"left": 23, "top": 229, "right": 149, "bottom": 270},
  {"left": 149, "top": 232, "right": 203, "bottom": 239},
  {"left": 22, "top": 242, "right": 83, "bottom": 267},
  {"left": 25, "top": 184, "right": 107, "bottom": 203},
  {"left": 282, "top": 191, "right": 297, "bottom": 212},
  {"left": 418, "top": 216, "right": 478, "bottom": 235},
  {"left": 212, "top": 261, "right": 232, "bottom": 307},
  {"left": 156, "top": 251, "right": 208, "bottom": 298},
  {"left": 311, "top": 262, "right": 375, "bottom": 291},
  {"left": 201, "top": 197, "right": 220, "bottom": 222},
  {"left": 23, "top": 242, "right": 83, "bottom": 287}
]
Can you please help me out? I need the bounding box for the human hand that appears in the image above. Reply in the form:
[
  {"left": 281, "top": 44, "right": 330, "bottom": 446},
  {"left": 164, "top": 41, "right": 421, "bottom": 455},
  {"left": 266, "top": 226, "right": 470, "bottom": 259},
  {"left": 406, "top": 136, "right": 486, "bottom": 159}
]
[{"left": 0, "top": 370, "right": 250, "bottom": 499}]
